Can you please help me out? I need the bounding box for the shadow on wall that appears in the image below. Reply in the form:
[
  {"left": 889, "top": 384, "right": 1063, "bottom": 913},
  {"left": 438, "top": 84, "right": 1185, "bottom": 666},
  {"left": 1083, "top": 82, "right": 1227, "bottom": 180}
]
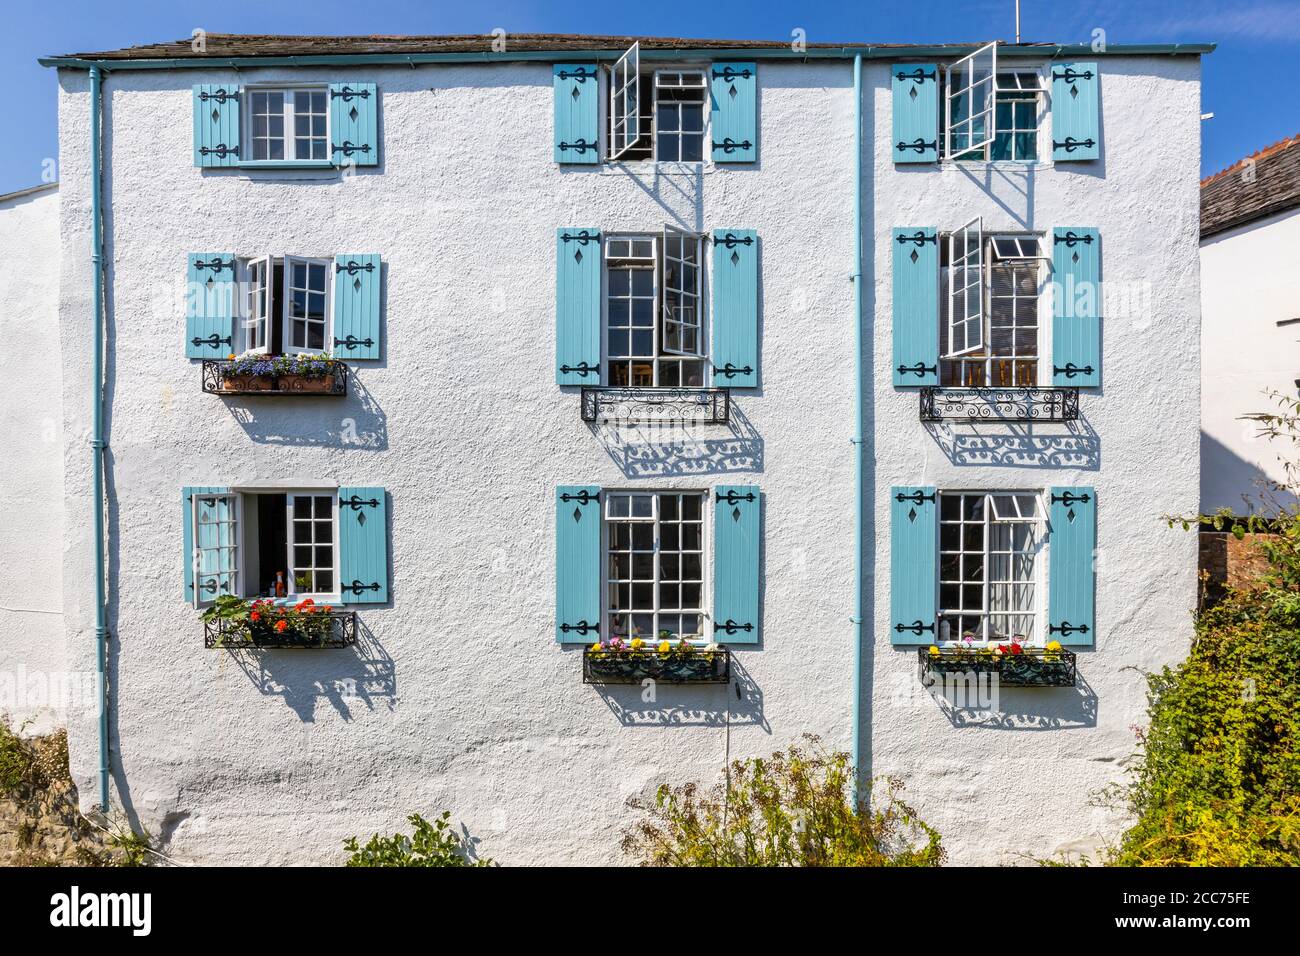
[
  {"left": 222, "top": 367, "right": 388, "bottom": 450},
  {"left": 924, "top": 667, "right": 1098, "bottom": 730},
  {"left": 586, "top": 652, "right": 768, "bottom": 730},
  {"left": 589, "top": 400, "right": 764, "bottom": 477},
  {"left": 1200, "top": 429, "right": 1298, "bottom": 514},
  {"left": 925, "top": 416, "right": 1099, "bottom": 470},
  {"left": 222, "top": 617, "right": 397, "bottom": 721}
]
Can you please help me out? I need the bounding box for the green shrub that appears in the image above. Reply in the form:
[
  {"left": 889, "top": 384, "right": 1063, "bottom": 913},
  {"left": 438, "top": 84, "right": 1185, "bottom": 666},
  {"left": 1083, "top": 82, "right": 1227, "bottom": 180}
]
[
  {"left": 622, "top": 736, "right": 944, "bottom": 866},
  {"left": 343, "top": 811, "right": 491, "bottom": 867}
]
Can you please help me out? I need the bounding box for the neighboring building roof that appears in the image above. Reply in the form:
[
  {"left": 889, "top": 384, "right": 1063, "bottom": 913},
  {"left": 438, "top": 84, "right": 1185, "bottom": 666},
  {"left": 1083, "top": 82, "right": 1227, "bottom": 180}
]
[
  {"left": 0, "top": 182, "right": 58, "bottom": 205},
  {"left": 1202, "top": 134, "right": 1300, "bottom": 239},
  {"left": 40, "top": 33, "right": 1214, "bottom": 67}
]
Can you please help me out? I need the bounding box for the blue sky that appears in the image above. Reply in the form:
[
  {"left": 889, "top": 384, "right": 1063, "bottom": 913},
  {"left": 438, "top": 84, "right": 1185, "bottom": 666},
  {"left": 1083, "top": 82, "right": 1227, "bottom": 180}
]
[{"left": 3, "top": 0, "right": 1297, "bottom": 194}]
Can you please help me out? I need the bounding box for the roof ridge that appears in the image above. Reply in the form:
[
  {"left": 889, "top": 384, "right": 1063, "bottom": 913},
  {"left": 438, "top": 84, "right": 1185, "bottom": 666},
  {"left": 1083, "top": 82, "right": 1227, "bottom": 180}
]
[{"left": 1202, "top": 133, "right": 1300, "bottom": 186}]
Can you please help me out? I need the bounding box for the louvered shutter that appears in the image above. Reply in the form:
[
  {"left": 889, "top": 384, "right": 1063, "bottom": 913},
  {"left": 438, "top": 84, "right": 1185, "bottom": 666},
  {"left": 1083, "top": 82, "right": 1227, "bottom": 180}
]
[
  {"left": 890, "top": 487, "right": 938, "bottom": 645},
  {"left": 1051, "top": 63, "right": 1099, "bottom": 162},
  {"left": 329, "top": 83, "right": 378, "bottom": 166},
  {"left": 338, "top": 487, "right": 388, "bottom": 604},
  {"left": 193, "top": 84, "right": 240, "bottom": 167},
  {"left": 1051, "top": 228, "right": 1101, "bottom": 386},
  {"left": 185, "top": 253, "right": 236, "bottom": 358},
  {"left": 1047, "top": 487, "right": 1096, "bottom": 647},
  {"left": 710, "top": 63, "right": 757, "bottom": 162},
  {"left": 553, "top": 64, "right": 599, "bottom": 164},
  {"left": 891, "top": 64, "right": 939, "bottom": 163},
  {"left": 892, "top": 228, "right": 939, "bottom": 386},
  {"left": 332, "top": 254, "right": 381, "bottom": 359},
  {"left": 556, "top": 229, "right": 602, "bottom": 384},
  {"left": 713, "top": 486, "right": 760, "bottom": 644},
  {"left": 556, "top": 486, "right": 601, "bottom": 643},
  {"left": 711, "top": 229, "right": 759, "bottom": 387}
]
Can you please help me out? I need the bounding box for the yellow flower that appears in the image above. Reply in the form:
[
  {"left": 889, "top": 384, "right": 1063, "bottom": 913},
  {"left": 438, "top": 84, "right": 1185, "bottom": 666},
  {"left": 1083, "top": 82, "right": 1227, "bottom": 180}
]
[
  {"left": 658, "top": 641, "right": 672, "bottom": 653},
  {"left": 928, "top": 645, "right": 941, "bottom": 658},
  {"left": 227, "top": 353, "right": 236, "bottom": 360},
  {"left": 629, "top": 638, "right": 644, "bottom": 651},
  {"left": 1045, "top": 640, "right": 1062, "bottom": 652},
  {"left": 590, "top": 642, "right": 602, "bottom": 652}
]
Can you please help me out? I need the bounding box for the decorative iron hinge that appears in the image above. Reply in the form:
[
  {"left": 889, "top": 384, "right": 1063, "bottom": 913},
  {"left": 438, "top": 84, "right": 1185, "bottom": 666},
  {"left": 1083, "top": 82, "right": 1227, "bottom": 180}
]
[
  {"left": 714, "top": 363, "right": 753, "bottom": 379},
  {"left": 194, "top": 257, "right": 234, "bottom": 273},
  {"left": 1051, "top": 67, "right": 1095, "bottom": 83},
  {"left": 560, "top": 620, "right": 599, "bottom": 636},
  {"left": 560, "top": 490, "right": 599, "bottom": 505},
  {"left": 560, "top": 230, "right": 599, "bottom": 245},
  {"left": 712, "top": 138, "right": 753, "bottom": 154},
  {"left": 556, "top": 66, "right": 597, "bottom": 82},
  {"left": 1050, "top": 491, "right": 1091, "bottom": 506},
  {"left": 198, "top": 578, "right": 220, "bottom": 595},
  {"left": 334, "top": 335, "right": 375, "bottom": 351},
  {"left": 560, "top": 361, "right": 599, "bottom": 377},
  {"left": 340, "top": 494, "right": 380, "bottom": 510},
  {"left": 198, "top": 88, "right": 238, "bottom": 104},
  {"left": 332, "top": 141, "right": 372, "bottom": 157},
  {"left": 1048, "top": 621, "right": 1090, "bottom": 637},
  {"left": 1053, "top": 231, "right": 1094, "bottom": 247},
  {"left": 895, "top": 490, "right": 936, "bottom": 505},
  {"left": 335, "top": 260, "right": 375, "bottom": 275},
  {"left": 895, "top": 138, "right": 937, "bottom": 154},
  {"left": 1053, "top": 137, "right": 1096, "bottom": 153},
  {"left": 191, "top": 333, "right": 232, "bottom": 350},
  {"left": 342, "top": 579, "right": 382, "bottom": 595},
  {"left": 716, "top": 490, "right": 755, "bottom": 505},
  {"left": 716, "top": 232, "right": 755, "bottom": 249},
  {"left": 1053, "top": 363, "right": 1094, "bottom": 379},
  {"left": 716, "top": 619, "right": 754, "bottom": 635},
  {"left": 894, "top": 67, "right": 937, "bottom": 84},
  {"left": 897, "top": 362, "right": 937, "bottom": 378},
  {"left": 198, "top": 144, "right": 239, "bottom": 159},
  {"left": 895, "top": 231, "right": 937, "bottom": 247},
  {"left": 895, "top": 620, "right": 935, "bottom": 636},
  {"left": 711, "top": 66, "right": 754, "bottom": 82},
  {"left": 330, "top": 85, "right": 372, "bottom": 101},
  {"left": 558, "top": 139, "right": 597, "bottom": 154}
]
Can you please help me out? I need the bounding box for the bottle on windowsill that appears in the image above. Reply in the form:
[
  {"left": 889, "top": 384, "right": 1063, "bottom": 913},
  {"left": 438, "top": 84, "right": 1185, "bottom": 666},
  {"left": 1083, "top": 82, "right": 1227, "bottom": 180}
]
[{"left": 274, "top": 571, "right": 286, "bottom": 598}]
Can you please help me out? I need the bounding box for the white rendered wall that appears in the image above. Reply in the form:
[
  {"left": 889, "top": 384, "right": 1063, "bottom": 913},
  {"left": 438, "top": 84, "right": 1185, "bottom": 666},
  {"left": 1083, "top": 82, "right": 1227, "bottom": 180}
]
[
  {"left": 0, "top": 185, "right": 66, "bottom": 735},
  {"left": 53, "top": 54, "right": 1202, "bottom": 865},
  {"left": 1199, "top": 208, "right": 1300, "bottom": 513}
]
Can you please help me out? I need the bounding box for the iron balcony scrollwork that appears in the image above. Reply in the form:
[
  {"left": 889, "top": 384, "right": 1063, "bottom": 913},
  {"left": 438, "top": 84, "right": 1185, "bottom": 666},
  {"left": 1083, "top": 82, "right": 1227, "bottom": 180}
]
[
  {"left": 583, "top": 646, "right": 730, "bottom": 685},
  {"left": 202, "top": 360, "right": 348, "bottom": 397},
  {"left": 918, "top": 646, "right": 1077, "bottom": 688},
  {"left": 580, "top": 387, "right": 730, "bottom": 425},
  {"left": 205, "top": 609, "right": 357, "bottom": 650},
  {"left": 919, "top": 386, "right": 1080, "bottom": 423}
]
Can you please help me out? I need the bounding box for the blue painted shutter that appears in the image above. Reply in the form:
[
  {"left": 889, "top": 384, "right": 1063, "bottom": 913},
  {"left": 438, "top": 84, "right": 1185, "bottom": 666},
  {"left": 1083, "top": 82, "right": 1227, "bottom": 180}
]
[
  {"left": 185, "top": 254, "right": 236, "bottom": 358},
  {"left": 1047, "top": 487, "right": 1096, "bottom": 646},
  {"left": 1052, "top": 228, "right": 1101, "bottom": 387},
  {"left": 193, "top": 84, "right": 240, "bottom": 167},
  {"left": 182, "top": 486, "right": 229, "bottom": 603},
  {"left": 556, "top": 228, "right": 601, "bottom": 384},
  {"left": 710, "top": 62, "right": 757, "bottom": 163},
  {"left": 891, "top": 64, "right": 939, "bottom": 163},
  {"left": 332, "top": 254, "right": 381, "bottom": 359},
  {"left": 329, "top": 83, "right": 378, "bottom": 166},
  {"left": 338, "top": 487, "right": 388, "bottom": 604},
  {"left": 892, "top": 228, "right": 939, "bottom": 386},
  {"left": 553, "top": 64, "right": 599, "bottom": 164},
  {"left": 890, "top": 487, "right": 938, "bottom": 645},
  {"left": 713, "top": 486, "right": 760, "bottom": 644},
  {"left": 556, "top": 486, "right": 601, "bottom": 643},
  {"left": 1051, "top": 63, "right": 1099, "bottom": 161},
  {"left": 712, "top": 229, "right": 759, "bottom": 387}
]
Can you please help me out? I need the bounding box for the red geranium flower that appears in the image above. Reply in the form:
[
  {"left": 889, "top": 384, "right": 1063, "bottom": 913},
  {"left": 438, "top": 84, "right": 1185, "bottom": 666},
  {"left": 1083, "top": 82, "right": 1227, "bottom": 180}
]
[{"left": 275, "top": 620, "right": 288, "bottom": 632}]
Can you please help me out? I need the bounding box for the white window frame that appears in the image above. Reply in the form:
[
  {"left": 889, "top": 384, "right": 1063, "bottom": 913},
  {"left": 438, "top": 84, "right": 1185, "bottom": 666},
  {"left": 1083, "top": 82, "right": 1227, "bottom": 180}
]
[
  {"left": 191, "top": 492, "right": 241, "bottom": 609},
  {"left": 283, "top": 255, "right": 333, "bottom": 354},
  {"left": 603, "top": 489, "right": 709, "bottom": 643},
  {"left": 945, "top": 42, "right": 998, "bottom": 161},
  {"left": 937, "top": 490, "right": 1046, "bottom": 646},
  {"left": 660, "top": 224, "right": 704, "bottom": 357},
  {"left": 245, "top": 86, "right": 331, "bottom": 163},
  {"left": 242, "top": 256, "right": 271, "bottom": 355},
  {"left": 946, "top": 216, "right": 985, "bottom": 357},
  {"left": 609, "top": 42, "right": 642, "bottom": 160},
  {"left": 652, "top": 70, "right": 708, "bottom": 163},
  {"left": 285, "top": 491, "right": 341, "bottom": 603}
]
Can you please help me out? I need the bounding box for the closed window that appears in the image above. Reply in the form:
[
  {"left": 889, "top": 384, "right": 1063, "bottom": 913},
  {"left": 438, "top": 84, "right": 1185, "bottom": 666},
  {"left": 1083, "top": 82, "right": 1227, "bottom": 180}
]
[
  {"left": 236, "top": 255, "right": 332, "bottom": 355},
  {"left": 938, "top": 492, "right": 1043, "bottom": 644},
  {"left": 605, "top": 491, "right": 706, "bottom": 641},
  {"left": 248, "top": 88, "right": 329, "bottom": 161}
]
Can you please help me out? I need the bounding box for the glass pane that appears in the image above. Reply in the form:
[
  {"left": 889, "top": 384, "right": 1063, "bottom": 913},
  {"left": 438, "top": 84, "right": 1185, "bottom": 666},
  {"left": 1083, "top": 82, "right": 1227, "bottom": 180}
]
[{"left": 293, "top": 497, "right": 312, "bottom": 519}]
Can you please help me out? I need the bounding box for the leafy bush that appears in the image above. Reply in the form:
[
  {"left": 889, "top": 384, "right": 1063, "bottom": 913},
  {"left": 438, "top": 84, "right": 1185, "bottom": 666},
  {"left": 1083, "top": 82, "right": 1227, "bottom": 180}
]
[
  {"left": 0, "top": 720, "right": 68, "bottom": 796},
  {"left": 622, "top": 737, "right": 943, "bottom": 866},
  {"left": 343, "top": 812, "right": 491, "bottom": 867}
]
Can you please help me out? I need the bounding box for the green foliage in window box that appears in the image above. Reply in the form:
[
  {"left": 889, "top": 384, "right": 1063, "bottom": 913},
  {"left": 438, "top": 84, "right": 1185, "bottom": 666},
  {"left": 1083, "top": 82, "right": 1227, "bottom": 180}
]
[
  {"left": 201, "top": 594, "right": 335, "bottom": 647},
  {"left": 621, "top": 736, "right": 944, "bottom": 866},
  {"left": 343, "top": 811, "right": 492, "bottom": 867}
]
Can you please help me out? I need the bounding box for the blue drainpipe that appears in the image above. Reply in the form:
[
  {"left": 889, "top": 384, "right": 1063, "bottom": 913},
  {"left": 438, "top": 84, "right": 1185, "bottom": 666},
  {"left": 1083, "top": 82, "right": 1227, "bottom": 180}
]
[
  {"left": 89, "top": 64, "right": 110, "bottom": 812},
  {"left": 851, "top": 53, "right": 865, "bottom": 805}
]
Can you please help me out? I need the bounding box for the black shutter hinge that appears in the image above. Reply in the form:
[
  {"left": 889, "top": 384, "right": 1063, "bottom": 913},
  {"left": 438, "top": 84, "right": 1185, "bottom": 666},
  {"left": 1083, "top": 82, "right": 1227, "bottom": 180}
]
[
  {"left": 335, "top": 260, "right": 376, "bottom": 275},
  {"left": 895, "top": 138, "right": 937, "bottom": 155},
  {"left": 1053, "top": 231, "right": 1095, "bottom": 247},
  {"left": 332, "top": 141, "right": 372, "bottom": 157},
  {"left": 560, "top": 490, "right": 599, "bottom": 505},
  {"left": 716, "top": 490, "right": 755, "bottom": 505},
  {"left": 895, "top": 490, "right": 936, "bottom": 505},
  {"left": 895, "top": 620, "right": 935, "bottom": 636},
  {"left": 1053, "top": 137, "right": 1096, "bottom": 153},
  {"left": 894, "top": 67, "right": 936, "bottom": 84},
  {"left": 198, "top": 88, "right": 238, "bottom": 104},
  {"left": 198, "top": 578, "right": 219, "bottom": 595},
  {"left": 715, "top": 363, "right": 753, "bottom": 379},
  {"left": 895, "top": 231, "right": 937, "bottom": 247},
  {"left": 560, "top": 230, "right": 600, "bottom": 244},
  {"left": 342, "top": 579, "right": 382, "bottom": 595},
  {"left": 558, "top": 139, "right": 597, "bottom": 154},
  {"left": 1050, "top": 491, "right": 1091, "bottom": 506},
  {"left": 716, "top": 620, "right": 754, "bottom": 636},
  {"left": 557, "top": 67, "right": 597, "bottom": 83},
  {"left": 560, "top": 361, "right": 599, "bottom": 377},
  {"left": 191, "top": 334, "right": 232, "bottom": 350},
  {"left": 897, "top": 362, "right": 937, "bottom": 378},
  {"left": 330, "top": 85, "right": 372, "bottom": 101},
  {"left": 1051, "top": 67, "right": 1095, "bottom": 83},
  {"left": 340, "top": 494, "right": 380, "bottom": 510},
  {"left": 560, "top": 620, "right": 599, "bottom": 636},
  {"left": 711, "top": 66, "right": 754, "bottom": 82},
  {"left": 1053, "top": 363, "right": 1094, "bottom": 379},
  {"left": 716, "top": 233, "right": 754, "bottom": 249},
  {"left": 712, "top": 138, "right": 753, "bottom": 155},
  {"left": 1048, "top": 621, "right": 1090, "bottom": 637},
  {"left": 334, "top": 335, "right": 375, "bottom": 351},
  {"left": 194, "top": 257, "right": 234, "bottom": 273},
  {"left": 198, "top": 144, "right": 239, "bottom": 159}
]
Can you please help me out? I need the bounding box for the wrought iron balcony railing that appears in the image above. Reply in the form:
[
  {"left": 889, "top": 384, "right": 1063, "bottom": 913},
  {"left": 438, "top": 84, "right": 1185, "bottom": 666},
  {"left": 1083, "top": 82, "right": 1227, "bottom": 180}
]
[
  {"left": 204, "top": 609, "right": 357, "bottom": 649},
  {"left": 919, "top": 386, "right": 1079, "bottom": 423},
  {"left": 582, "top": 646, "right": 731, "bottom": 684},
  {"left": 917, "top": 646, "right": 1077, "bottom": 688},
  {"left": 202, "top": 359, "right": 348, "bottom": 397},
  {"left": 581, "top": 387, "right": 730, "bottom": 424}
]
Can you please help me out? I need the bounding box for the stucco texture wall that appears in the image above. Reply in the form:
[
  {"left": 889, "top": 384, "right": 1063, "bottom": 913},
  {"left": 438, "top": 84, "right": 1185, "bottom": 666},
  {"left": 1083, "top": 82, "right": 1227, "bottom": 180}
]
[{"left": 0, "top": 185, "right": 65, "bottom": 735}]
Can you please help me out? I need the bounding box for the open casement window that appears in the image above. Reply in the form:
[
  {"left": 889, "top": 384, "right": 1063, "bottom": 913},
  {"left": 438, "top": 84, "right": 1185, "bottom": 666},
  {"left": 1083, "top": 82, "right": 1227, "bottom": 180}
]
[
  {"left": 609, "top": 42, "right": 643, "bottom": 160},
  {"left": 604, "top": 233, "right": 707, "bottom": 387},
  {"left": 190, "top": 492, "right": 241, "bottom": 608},
  {"left": 940, "top": 229, "right": 1047, "bottom": 387},
  {"left": 938, "top": 492, "right": 1045, "bottom": 645},
  {"left": 231, "top": 255, "right": 333, "bottom": 355},
  {"left": 945, "top": 42, "right": 997, "bottom": 160},
  {"left": 946, "top": 217, "right": 985, "bottom": 358},
  {"left": 285, "top": 257, "right": 330, "bottom": 352},
  {"left": 243, "top": 256, "right": 271, "bottom": 355}
]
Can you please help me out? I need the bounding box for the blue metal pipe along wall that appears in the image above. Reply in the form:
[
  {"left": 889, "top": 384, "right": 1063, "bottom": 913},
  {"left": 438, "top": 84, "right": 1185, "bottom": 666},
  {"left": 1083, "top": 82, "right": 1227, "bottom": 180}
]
[{"left": 851, "top": 53, "right": 865, "bottom": 803}]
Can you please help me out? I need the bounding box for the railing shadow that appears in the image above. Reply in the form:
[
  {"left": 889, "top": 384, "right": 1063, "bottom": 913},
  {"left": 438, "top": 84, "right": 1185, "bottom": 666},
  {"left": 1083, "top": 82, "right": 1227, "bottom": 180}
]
[
  {"left": 925, "top": 416, "right": 1099, "bottom": 470},
  {"left": 223, "top": 365, "right": 388, "bottom": 450},
  {"left": 925, "top": 667, "right": 1099, "bottom": 730},
  {"left": 589, "top": 400, "right": 764, "bottom": 477},
  {"left": 589, "top": 652, "right": 768, "bottom": 729}
]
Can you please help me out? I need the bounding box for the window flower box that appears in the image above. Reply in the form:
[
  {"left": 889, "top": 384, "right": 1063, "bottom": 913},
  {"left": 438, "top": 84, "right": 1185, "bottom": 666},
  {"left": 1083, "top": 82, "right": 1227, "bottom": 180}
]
[
  {"left": 201, "top": 596, "right": 356, "bottom": 649},
  {"left": 202, "top": 355, "right": 347, "bottom": 396},
  {"left": 917, "top": 642, "right": 1076, "bottom": 688},
  {"left": 582, "top": 640, "right": 730, "bottom": 684}
]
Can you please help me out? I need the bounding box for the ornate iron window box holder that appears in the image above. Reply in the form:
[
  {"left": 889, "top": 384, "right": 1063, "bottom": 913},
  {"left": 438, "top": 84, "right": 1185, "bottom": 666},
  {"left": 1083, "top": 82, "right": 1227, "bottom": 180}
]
[
  {"left": 204, "top": 609, "right": 357, "bottom": 649},
  {"left": 582, "top": 647, "right": 731, "bottom": 684},
  {"left": 581, "top": 387, "right": 730, "bottom": 425},
  {"left": 202, "top": 359, "right": 348, "bottom": 397},
  {"left": 917, "top": 646, "right": 1077, "bottom": 688},
  {"left": 919, "top": 386, "right": 1079, "bottom": 423}
]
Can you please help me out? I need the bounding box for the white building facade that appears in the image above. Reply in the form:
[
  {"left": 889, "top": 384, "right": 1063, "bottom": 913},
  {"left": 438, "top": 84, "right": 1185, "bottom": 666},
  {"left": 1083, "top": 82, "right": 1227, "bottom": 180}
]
[{"left": 14, "top": 34, "right": 1207, "bottom": 864}]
